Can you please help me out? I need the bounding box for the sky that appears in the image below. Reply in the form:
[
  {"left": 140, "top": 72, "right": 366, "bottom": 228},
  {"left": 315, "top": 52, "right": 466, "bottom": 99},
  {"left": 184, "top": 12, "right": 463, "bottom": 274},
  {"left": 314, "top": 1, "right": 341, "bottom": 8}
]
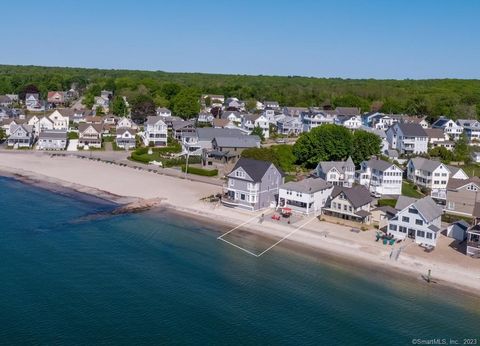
[{"left": 2, "top": 0, "right": 480, "bottom": 79}]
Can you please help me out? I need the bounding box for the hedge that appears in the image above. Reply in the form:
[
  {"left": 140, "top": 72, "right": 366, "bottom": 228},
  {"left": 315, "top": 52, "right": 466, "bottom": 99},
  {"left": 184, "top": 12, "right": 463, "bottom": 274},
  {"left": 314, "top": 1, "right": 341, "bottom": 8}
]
[
  {"left": 377, "top": 199, "right": 397, "bottom": 208},
  {"left": 181, "top": 165, "right": 218, "bottom": 176}
]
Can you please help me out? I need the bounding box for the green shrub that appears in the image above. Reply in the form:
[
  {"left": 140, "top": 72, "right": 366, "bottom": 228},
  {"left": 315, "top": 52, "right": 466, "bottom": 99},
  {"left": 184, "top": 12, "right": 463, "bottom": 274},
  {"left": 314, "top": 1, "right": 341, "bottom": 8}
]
[
  {"left": 181, "top": 165, "right": 218, "bottom": 176},
  {"left": 377, "top": 199, "right": 397, "bottom": 208}
]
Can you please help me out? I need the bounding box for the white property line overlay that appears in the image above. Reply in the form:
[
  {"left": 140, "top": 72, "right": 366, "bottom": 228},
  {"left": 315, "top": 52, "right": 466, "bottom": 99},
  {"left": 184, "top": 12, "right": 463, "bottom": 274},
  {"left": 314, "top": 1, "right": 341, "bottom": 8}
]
[{"left": 217, "top": 211, "right": 318, "bottom": 257}]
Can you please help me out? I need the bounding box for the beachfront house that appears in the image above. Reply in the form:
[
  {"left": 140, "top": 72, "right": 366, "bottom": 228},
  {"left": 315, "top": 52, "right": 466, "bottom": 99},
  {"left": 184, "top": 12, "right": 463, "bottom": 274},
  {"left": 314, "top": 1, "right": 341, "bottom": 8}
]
[
  {"left": 407, "top": 157, "right": 468, "bottom": 201},
  {"left": 322, "top": 185, "right": 373, "bottom": 224},
  {"left": 276, "top": 115, "right": 303, "bottom": 136},
  {"left": 315, "top": 157, "right": 355, "bottom": 187},
  {"left": 386, "top": 123, "right": 428, "bottom": 154},
  {"left": 387, "top": 196, "right": 443, "bottom": 248},
  {"left": 467, "top": 220, "right": 480, "bottom": 257},
  {"left": 203, "top": 135, "right": 260, "bottom": 166},
  {"left": 301, "top": 111, "right": 335, "bottom": 132},
  {"left": 7, "top": 124, "right": 34, "bottom": 148},
  {"left": 432, "top": 117, "right": 463, "bottom": 140},
  {"left": 356, "top": 158, "right": 403, "bottom": 196},
  {"left": 143, "top": 116, "right": 168, "bottom": 147},
  {"left": 446, "top": 177, "right": 480, "bottom": 217},
  {"left": 37, "top": 130, "right": 68, "bottom": 150},
  {"left": 223, "top": 158, "right": 284, "bottom": 211},
  {"left": 116, "top": 128, "right": 137, "bottom": 150},
  {"left": 278, "top": 178, "right": 333, "bottom": 215},
  {"left": 49, "top": 110, "right": 70, "bottom": 131},
  {"left": 78, "top": 123, "right": 103, "bottom": 148},
  {"left": 337, "top": 115, "right": 362, "bottom": 129}
]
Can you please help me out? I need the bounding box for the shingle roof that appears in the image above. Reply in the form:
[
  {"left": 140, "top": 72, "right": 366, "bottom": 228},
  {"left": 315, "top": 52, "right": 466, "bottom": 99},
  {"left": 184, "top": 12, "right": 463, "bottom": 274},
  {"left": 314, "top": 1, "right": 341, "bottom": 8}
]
[
  {"left": 424, "top": 128, "right": 445, "bottom": 139},
  {"left": 395, "top": 196, "right": 443, "bottom": 222},
  {"left": 280, "top": 177, "right": 331, "bottom": 193},
  {"left": 145, "top": 116, "right": 166, "bottom": 126},
  {"left": 331, "top": 185, "right": 373, "bottom": 208},
  {"left": 447, "top": 177, "right": 480, "bottom": 190},
  {"left": 39, "top": 130, "right": 67, "bottom": 139},
  {"left": 231, "top": 158, "right": 282, "bottom": 182},
  {"left": 213, "top": 135, "right": 259, "bottom": 148},
  {"left": 78, "top": 123, "right": 103, "bottom": 133},
  {"left": 432, "top": 117, "right": 451, "bottom": 128},
  {"left": 318, "top": 157, "right": 354, "bottom": 175},
  {"left": 409, "top": 157, "right": 443, "bottom": 172},
  {"left": 196, "top": 127, "right": 246, "bottom": 141},
  {"left": 335, "top": 107, "right": 360, "bottom": 116},
  {"left": 397, "top": 123, "right": 427, "bottom": 137},
  {"left": 364, "top": 158, "right": 396, "bottom": 172}
]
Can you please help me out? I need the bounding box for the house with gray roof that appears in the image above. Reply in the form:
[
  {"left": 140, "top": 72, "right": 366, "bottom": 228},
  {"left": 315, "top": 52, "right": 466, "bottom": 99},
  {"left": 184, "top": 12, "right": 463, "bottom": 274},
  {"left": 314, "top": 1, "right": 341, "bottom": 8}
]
[
  {"left": 276, "top": 115, "right": 303, "bottom": 136},
  {"left": 190, "top": 127, "right": 249, "bottom": 155},
  {"left": 386, "top": 122, "right": 428, "bottom": 154},
  {"left": 7, "top": 124, "right": 34, "bottom": 148},
  {"left": 0, "top": 95, "right": 13, "bottom": 107},
  {"left": 143, "top": 116, "right": 167, "bottom": 147},
  {"left": 388, "top": 196, "right": 443, "bottom": 247},
  {"left": 203, "top": 135, "right": 260, "bottom": 166},
  {"left": 457, "top": 119, "right": 480, "bottom": 142},
  {"left": 407, "top": 157, "right": 468, "bottom": 201},
  {"left": 242, "top": 114, "right": 269, "bottom": 138},
  {"left": 223, "top": 158, "right": 284, "bottom": 211},
  {"left": 78, "top": 123, "right": 103, "bottom": 148},
  {"left": 432, "top": 116, "right": 463, "bottom": 140},
  {"left": 116, "top": 128, "right": 137, "bottom": 150},
  {"left": 323, "top": 185, "right": 374, "bottom": 224},
  {"left": 278, "top": 177, "right": 333, "bottom": 215},
  {"left": 446, "top": 177, "right": 480, "bottom": 217},
  {"left": 37, "top": 130, "right": 67, "bottom": 150},
  {"left": 315, "top": 157, "right": 355, "bottom": 187},
  {"left": 356, "top": 158, "right": 403, "bottom": 196}
]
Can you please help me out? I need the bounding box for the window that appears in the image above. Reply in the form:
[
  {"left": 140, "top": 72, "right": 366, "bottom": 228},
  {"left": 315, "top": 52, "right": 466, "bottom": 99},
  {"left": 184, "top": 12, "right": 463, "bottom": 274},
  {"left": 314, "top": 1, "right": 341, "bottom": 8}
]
[
  {"left": 229, "top": 180, "right": 234, "bottom": 187},
  {"left": 344, "top": 205, "right": 348, "bottom": 211},
  {"left": 415, "top": 219, "right": 423, "bottom": 226},
  {"left": 399, "top": 226, "right": 407, "bottom": 233},
  {"left": 447, "top": 201, "right": 455, "bottom": 210},
  {"left": 332, "top": 202, "right": 336, "bottom": 209},
  {"left": 389, "top": 224, "right": 397, "bottom": 231},
  {"left": 240, "top": 194, "right": 246, "bottom": 201},
  {"left": 402, "top": 216, "right": 409, "bottom": 223},
  {"left": 408, "top": 208, "right": 418, "bottom": 214},
  {"left": 417, "top": 230, "right": 425, "bottom": 238},
  {"left": 426, "top": 233, "right": 433, "bottom": 239}
]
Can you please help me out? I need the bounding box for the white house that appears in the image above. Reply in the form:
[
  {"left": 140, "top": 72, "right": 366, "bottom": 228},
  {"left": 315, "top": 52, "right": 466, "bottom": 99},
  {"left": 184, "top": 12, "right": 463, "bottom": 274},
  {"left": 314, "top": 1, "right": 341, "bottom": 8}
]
[
  {"left": 387, "top": 196, "right": 443, "bottom": 247},
  {"left": 432, "top": 117, "right": 463, "bottom": 140},
  {"left": 339, "top": 115, "right": 362, "bottom": 129},
  {"left": 457, "top": 119, "right": 480, "bottom": 143},
  {"left": 116, "top": 117, "right": 134, "bottom": 129},
  {"left": 37, "top": 130, "right": 68, "bottom": 150},
  {"left": 302, "top": 112, "right": 335, "bottom": 132},
  {"left": 242, "top": 114, "right": 269, "bottom": 139},
  {"left": 323, "top": 185, "right": 374, "bottom": 224},
  {"left": 7, "top": 124, "right": 34, "bottom": 148},
  {"left": 156, "top": 107, "right": 172, "bottom": 117},
  {"left": 278, "top": 178, "right": 333, "bottom": 215},
  {"left": 143, "top": 116, "right": 168, "bottom": 147},
  {"left": 116, "top": 128, "right": 137, "bottom": 150},
  {"left": 356, "top": 158, "right": 403, "bottom": 196},
  {"left": 386, "top": 123, "right": 428, "bottom": 154},
  {"left": 48, "top": 110, "right": 70, "bottom": 130},
  {"left": 316, "top": 157, "right": 355, "bottom": 187},
  {"left": 78, "top": 123, "right": 103, "bottom": 148},
  {"left": 407, "top": 157, "right": 468, "bottom": 201}
]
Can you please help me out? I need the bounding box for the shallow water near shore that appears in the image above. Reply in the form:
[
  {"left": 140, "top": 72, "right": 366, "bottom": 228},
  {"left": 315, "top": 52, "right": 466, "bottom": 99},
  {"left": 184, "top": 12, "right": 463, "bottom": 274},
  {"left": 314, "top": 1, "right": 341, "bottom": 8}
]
[{"left": 0, "top": 176, "right": 479, "bottom": 345}]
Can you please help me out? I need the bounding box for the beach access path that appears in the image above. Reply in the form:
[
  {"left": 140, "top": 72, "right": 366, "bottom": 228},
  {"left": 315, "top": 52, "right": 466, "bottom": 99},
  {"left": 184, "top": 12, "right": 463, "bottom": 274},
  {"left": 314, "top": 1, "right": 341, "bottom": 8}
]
[{"left": 0, "top": 151, "right": 479, "bottom": 294}]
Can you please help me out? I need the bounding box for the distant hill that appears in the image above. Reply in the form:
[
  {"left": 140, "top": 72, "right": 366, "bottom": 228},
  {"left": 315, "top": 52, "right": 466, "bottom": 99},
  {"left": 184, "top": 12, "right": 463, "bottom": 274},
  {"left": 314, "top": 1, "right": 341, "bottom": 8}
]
[{"left": 1, "top": 64, "right": 479, "bottom": 121}]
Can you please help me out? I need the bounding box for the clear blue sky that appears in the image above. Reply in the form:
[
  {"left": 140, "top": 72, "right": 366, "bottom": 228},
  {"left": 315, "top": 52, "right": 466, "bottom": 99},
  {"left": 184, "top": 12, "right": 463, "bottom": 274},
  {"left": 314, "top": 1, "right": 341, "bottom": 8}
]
[{"left": 3, "top": 0, "right": 479, "bottom": 79}]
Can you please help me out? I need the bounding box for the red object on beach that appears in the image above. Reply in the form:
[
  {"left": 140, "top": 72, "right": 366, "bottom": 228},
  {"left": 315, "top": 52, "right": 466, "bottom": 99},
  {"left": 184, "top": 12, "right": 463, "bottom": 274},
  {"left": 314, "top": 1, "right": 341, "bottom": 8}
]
[{"left": 271, "top": 214, "right": 280, "bottom": 220}]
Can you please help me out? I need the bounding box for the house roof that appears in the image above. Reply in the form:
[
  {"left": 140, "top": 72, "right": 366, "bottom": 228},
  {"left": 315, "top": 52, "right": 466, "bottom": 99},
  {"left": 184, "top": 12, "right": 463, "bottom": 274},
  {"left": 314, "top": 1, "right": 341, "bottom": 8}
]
[
  {"left": 335, "top": 107, "right": 360, "bottom": 116},
  {"left": 230, "top": 158, "right": 282, "bottom": 183},
  {"left": 196, "top": 127, "right": 246, "bottom": 141},
  {"left": 372, "top": 205, "right": 398, "bottom": 217},
  {"left": 385, "top": 149, "right": 399, "bottom": 157},
  {"left": 280, "top": 177, "right": 331, "bottom": 194},
  {"left": 212, "top": 118, "right": 231, "bottom": 128},
  {"left": 363, "top": 158, "right": 396, "bottom": 172},
  {"left": 317, "top": 157, "right": 354, "bottom": 174},
  {"left": 116, "top": 128, "right": 136, "bottom": 135},
  {"left": 78, "top": 123, "right": 103, "bottom": 133},
  {"left": 39, "top": 130, "right": 67, "bottom": 139},
  {"left": 0, "top": 95, "right": 12, "bottom": 103},
  {"left": 359, "top": 126, "right": 386, "bottom": 138},
  {"left": 145, "top": 116, "right": 167, "bottom": 126},
  {"left": 330, "top": 185, "right": 373, "bottom": 208},
  {"left": 432, "top": 117, "right": 451, "bottom": 128},
  {"left": 397, "top": 123, "right": 427, "bottom": 137},
  {"left": 447, "top": 177, "right": 480, "bottom": 190},
  {"left": 213, "top": 135, "right": 260, "bottom": 148},
  {"left": 156, "top": 107, "right": 171, "bottom": 113},
  {"left": 171, "top": 120, "right": 194, "bottom": 131},
  {"left": 409, "top": 157, "right": 443, "bottom": 172},
  {"left": 395, "top": 196, "right": 443, "bottom": 223},
  {"left": 450, "top": 220, "right": 470, "bottom": 231},
  {"left": 424, "top": 128, "right": 445, "bottom": 139}
]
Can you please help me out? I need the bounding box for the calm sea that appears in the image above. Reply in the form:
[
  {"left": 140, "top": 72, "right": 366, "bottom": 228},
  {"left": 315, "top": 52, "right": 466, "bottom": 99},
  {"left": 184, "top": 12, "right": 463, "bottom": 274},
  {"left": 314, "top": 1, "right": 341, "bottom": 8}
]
[{"left": 0, "top": 176, "right": 478, "bottom": 345}]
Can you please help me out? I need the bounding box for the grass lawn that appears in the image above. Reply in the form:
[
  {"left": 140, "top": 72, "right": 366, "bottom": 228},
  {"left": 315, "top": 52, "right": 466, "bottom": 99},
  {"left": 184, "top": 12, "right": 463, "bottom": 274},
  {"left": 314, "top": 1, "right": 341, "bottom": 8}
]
[
  {"left": 459, "top": 163, "right": 480, "bottom": 177},
  {"left": 402, "top": 181, "right": 424, "bottom": 198}
]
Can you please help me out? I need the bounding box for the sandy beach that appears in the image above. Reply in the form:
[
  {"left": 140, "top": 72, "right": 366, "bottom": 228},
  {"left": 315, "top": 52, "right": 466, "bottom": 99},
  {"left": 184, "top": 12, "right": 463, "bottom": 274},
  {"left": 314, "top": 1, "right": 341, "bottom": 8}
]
[{"left": 1, "top": 151, "right": 479, "bottom": 295}]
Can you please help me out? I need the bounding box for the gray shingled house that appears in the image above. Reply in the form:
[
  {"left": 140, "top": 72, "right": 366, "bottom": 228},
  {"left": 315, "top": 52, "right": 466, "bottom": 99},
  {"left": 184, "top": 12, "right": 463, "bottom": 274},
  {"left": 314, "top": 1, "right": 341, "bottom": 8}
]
[{"left": 223, "top": 158, "right": 284, "bottom": 211}]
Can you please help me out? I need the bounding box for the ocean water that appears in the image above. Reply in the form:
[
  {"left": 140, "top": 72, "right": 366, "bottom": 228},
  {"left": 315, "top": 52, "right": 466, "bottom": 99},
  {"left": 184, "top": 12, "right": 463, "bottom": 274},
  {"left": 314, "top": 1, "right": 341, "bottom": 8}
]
[{"left": 0, "top": 176, "right": 479, "bottom": 346}]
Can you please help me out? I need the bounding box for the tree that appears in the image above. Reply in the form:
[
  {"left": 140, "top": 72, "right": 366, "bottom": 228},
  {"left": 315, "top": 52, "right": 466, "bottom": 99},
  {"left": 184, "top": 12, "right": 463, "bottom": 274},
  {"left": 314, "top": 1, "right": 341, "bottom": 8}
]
[
  {"left": 245, "top": 98, "right": 257, "bottom": 112},
  {"left": 83, "top": 93, "right": 94, "bottom": 109},
  {"left": 292, "top": 124, "right": 353, "bottom": 167},
  {"left": 0, "top": 128, "right": 6, "bottom": 141},
  {"left": 20, "top": 84, "right": 39, "bottom": 100},
  {"left": 429, "top": 146, "right": 454, "bottom": 163},
  {"left": 454, "top": 133, "right": 470, "bottom": 163},
  {"left": 172, "top": 88, "right": 200, "bottom": 119},
  {"left": 131, "top": 94, "right": 156, "bottom": 124},
  {"left": 241, "top": 145, "right": 296, "bottom": 172},
  {"left": 351, "top": 130, "right": 382, "bottom": 165},
  {"left": 161, "top": 82, "right": 182, "bottom": 100},
  {"left": 250, "top": 125, "right": 265, "bottom": 141},
  {"left": 96, "top": 106, "right": 105, "bottom": 115},
  {"left": 112, "top": 96, "right": 128, "bottom": 116},
  {"left": 204, "top": 96, "right": 211, "bottom": 107}
]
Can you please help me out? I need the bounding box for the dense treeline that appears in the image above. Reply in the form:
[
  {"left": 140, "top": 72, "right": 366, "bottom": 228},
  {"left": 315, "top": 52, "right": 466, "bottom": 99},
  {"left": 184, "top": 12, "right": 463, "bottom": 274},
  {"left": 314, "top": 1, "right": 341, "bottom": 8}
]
[{"left": 1, "top": 65, "right": 480, "bottom": 121}]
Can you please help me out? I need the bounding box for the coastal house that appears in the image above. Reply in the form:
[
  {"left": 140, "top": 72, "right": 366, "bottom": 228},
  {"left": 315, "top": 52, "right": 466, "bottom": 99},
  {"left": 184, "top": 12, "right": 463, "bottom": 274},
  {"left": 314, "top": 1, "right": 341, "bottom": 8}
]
[
  {"left": 7, "top": 124, "right": 34, "bottom": 148},
  {"left": 323, "top": 185, "right": 373, "bottom": 224},
  {"left": 445, "top": 177, "right": 480, "bottom": 217},
  {"left": 223, "top": 158, "right": 284, "bottom": 211},
  {"left": 276, "top": 115, "right": 303, "bottom": 136},
  {"left": 197, "top": 112, "right": 215, "bottom": 125},
  {"left": 25, "top": 93, "right": 45, "bottom": 112},
  {"left": 337, "top": 115, "right": 362, "bottom": 130},
  {"left": 143, "top": 116, "right": 168, "bottom": 147},
  {"left": 222, "top": 111, "right": 245, "bottom": 124},
  {"left": 407, "top": 157, "right": 468, "bottom": 201},
  {"left": 467, "top": 216, "right": 480, "bottom": 257},
  {"left": 278, "top": 178, "right": 333, "bottom": 215},
  {"left": 116, "top": 117, "right": 135, "bottom": 130},
  {"left": 47, "top": 91, "right": 66, "bottom": 105},
  {"left": 203, "top": 135, "right": 260, "bottom": 165},
  {"left": 457, "top": 119, "right": 480, "bottom": 143},
  {"left": 263, "top": 101, "right": 280, "bottom": 110},
  {"left": 386, "top": 123, "right": 428, "bottom": 154},
  {"left": 37, "top": 130, "right": 68, "bottom": 150},
  {"left": 301, "top": 112, "right": 335, "bottom": 132},
  {"left": 201, "top": 94, "right": 225, "bottom": 108},
  {"left": 0, "top": 95, "right": 13, "bottom": 107},
  {"left": 432, "top": 117, "right": 463, "bottom": 140},
  {"left": 242, "top": 114, "right": 269, "bottom": 139},
  {"left": 116, "top": 128, "right": 137, "bottom": 150},
  {"left": 282, "top": 107, "right": 309, "bottom": 117},
  {"left": 172, "top": 120, "right": 196, "bottom": 143},
  {"left": 78, "top": 123, "right": 103, "bottom": 148},
  {"left": 356, "top": 158, "right": 403, "bottom": 196},
  {"left": 315, "top": 157, "right": 355, "bottom": 187},
  {"left": 224, "top": 98, "right": 245, "bottom": 111},
  {"left": 188, "top": 127, "right": 249, "bottom": 155},
  {"left": 387, "top": 196, "right": 443, "bottom": 248},
  {"left": 156, "top": 107, "right": 172, "bottom": 117},
  {"left": 49, "top": 110, "right": 70, "bottom": 130},
  {"left": 424, "top": 128, "right": 454, "bottom": 151}
]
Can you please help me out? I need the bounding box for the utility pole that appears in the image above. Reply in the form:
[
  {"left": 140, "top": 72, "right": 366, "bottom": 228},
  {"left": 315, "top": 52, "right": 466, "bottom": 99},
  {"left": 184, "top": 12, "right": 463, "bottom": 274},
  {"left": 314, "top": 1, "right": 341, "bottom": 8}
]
[{"left": 184, "top": 142, "right": 190, "bottom": 179}]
